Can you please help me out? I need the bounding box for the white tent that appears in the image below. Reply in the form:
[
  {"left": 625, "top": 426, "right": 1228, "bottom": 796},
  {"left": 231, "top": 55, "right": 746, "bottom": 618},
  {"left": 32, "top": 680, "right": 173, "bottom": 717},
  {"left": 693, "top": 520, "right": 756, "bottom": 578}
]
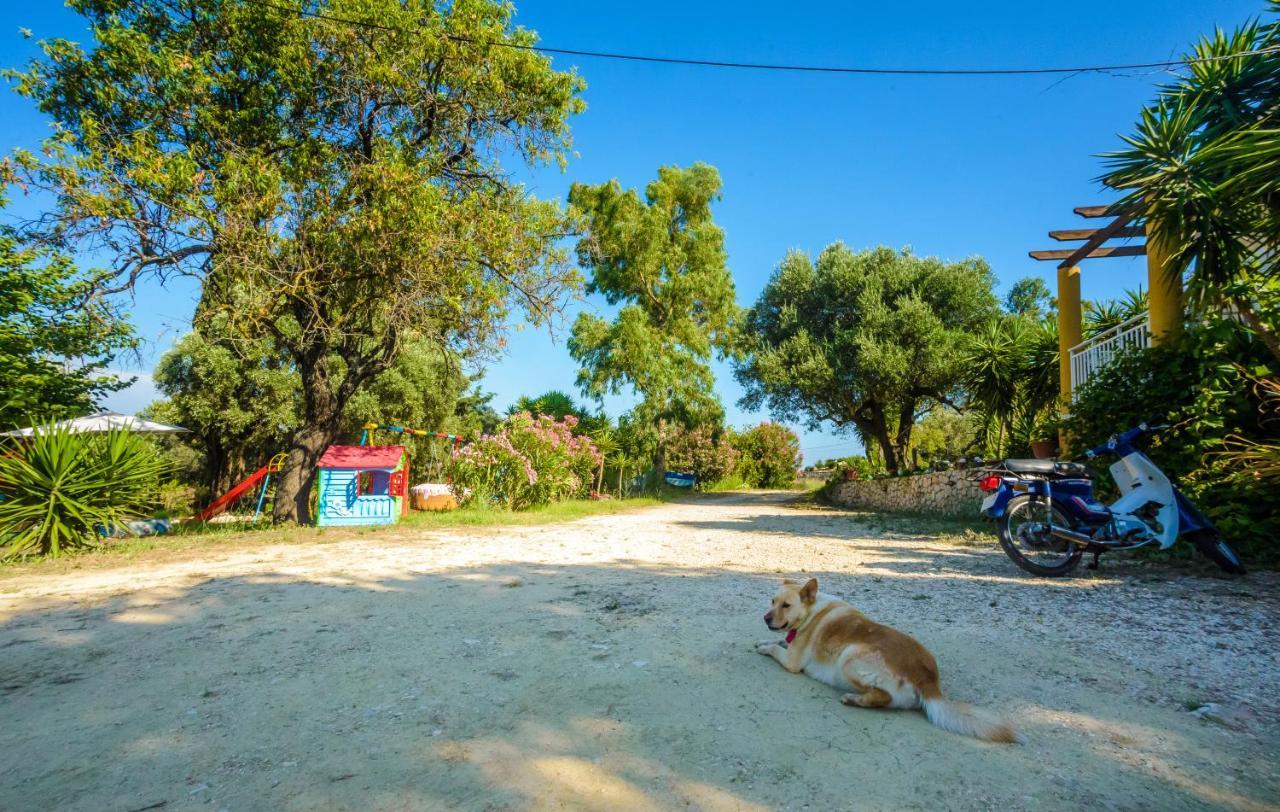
[{"left": 1, "top": 411, "right": 190, "bottom": 438}]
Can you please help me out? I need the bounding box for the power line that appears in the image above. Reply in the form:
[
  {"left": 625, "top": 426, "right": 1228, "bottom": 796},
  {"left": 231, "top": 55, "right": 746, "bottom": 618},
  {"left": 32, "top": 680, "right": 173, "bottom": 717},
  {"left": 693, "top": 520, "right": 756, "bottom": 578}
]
[{"left": 247, "top": 0, "right": 1280, "bottom": 78}]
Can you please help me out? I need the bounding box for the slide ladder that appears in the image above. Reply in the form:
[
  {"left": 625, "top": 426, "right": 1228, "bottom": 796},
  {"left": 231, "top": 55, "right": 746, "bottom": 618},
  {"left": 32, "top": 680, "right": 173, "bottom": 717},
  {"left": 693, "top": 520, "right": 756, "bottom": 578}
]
[{"left": 194, "top": 454, "right": 287, "bottom": 523}]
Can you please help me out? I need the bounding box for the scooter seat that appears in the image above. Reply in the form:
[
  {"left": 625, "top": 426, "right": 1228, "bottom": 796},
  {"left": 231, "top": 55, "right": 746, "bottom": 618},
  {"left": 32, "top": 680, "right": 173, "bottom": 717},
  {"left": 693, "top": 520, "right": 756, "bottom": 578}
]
[
  {"left": 1003, "top": 459, "right": 1092, "bottom": 478},
  {"left": 1004, "top": 458, "right": 1055, "bottom": 475}
]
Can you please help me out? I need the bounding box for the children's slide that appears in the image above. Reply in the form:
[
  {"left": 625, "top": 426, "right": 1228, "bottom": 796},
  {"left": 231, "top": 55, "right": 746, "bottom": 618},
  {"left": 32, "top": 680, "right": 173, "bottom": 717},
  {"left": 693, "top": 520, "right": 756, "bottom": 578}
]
[{"left": 194, "top": 466, "right": 272, "bottom": 523}]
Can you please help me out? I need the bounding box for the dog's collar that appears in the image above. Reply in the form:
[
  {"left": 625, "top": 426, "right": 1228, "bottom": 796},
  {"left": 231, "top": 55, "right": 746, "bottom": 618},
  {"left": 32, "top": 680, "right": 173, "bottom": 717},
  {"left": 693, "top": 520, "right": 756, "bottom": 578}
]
[{"left": 785, "top": 629, "right": 797, "bottom": 644}]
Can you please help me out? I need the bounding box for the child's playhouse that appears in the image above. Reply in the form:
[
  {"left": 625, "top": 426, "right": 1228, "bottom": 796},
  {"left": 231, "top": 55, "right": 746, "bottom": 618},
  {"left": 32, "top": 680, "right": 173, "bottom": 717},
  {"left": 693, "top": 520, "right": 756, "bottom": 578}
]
[{"left": 315, "top": 445, "right": 409, "bottom": 526}]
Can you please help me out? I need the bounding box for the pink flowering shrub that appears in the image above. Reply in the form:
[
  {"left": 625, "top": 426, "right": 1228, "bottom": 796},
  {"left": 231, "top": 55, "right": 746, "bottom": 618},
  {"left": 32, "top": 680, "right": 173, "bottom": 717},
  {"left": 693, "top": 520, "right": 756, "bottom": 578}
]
[
  {"left": 446, "top": 412, "right": 602, "bottom": 510},
  {"left": 664, "top": 426, "right": 739, "bottom": 490}
]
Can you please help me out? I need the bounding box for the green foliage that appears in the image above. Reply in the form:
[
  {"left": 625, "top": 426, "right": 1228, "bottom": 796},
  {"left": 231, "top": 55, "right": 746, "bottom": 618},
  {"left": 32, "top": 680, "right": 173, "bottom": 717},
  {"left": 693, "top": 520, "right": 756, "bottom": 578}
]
[
  {"left": 0, "top": 216, "right": 135, "bottom": 428},
  {"left": 732, "top": 422, "right": 801, "bottom": 488},
  {"left": 1062, "top": 319, "right": 1278, "bottom": 561},
  {"left": 12, "top": 0, "right": 587, "bottom": 523},
  {"left": 664, "top": 426, "right": 739, "bottom": 489},
  {"left": 568, "top": 163, "right": 739, "bottom": 467},
  {"left": 446, "top": 412, "right": 601, "bottom": 510},
  {"left": 152, "top": 328, "right": 471, "bottom": 503},
  {"left": 508, "top": 390, "right": 608, "bottom": 434},
  {"left": 961, "top": 314, "right": 1059, "bottom": 458},
  {"left": 911, "top": 406, "right": 979, "bottom": 465},
  {"left": 0, "top": 426, "right": 168, "bottom": 558},
  {"left": 1005, "top": 277, "right": 1053, "bottom": 318},
  {"left": 150, "top": 330, "right": 298, "bottom": 498},
  {"left": 736, "top": 244, "right": 998, "bottom": 474},
  {"left": 1102, "top": 2, "right": 1280, "bottom": 360}
]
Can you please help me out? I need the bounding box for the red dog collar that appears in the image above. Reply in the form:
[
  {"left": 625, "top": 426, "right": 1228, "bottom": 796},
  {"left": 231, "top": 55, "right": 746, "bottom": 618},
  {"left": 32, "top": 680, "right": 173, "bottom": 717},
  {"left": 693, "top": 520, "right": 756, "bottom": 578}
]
[{"left": 785, "top": 629, "right": 797, "bottom": 644}]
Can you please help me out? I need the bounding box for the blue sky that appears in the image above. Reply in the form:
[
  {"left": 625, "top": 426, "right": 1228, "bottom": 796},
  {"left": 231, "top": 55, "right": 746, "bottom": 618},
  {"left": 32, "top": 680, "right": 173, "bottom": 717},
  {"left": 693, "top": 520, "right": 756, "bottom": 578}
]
[{"left": 0, "top": 0, "right": 1263, "bottom": 462}]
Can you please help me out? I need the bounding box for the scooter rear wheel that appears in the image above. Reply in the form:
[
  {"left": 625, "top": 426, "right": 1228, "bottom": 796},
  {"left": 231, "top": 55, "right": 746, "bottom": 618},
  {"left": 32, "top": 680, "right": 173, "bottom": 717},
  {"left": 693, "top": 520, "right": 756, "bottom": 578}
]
[
  {"left": 1185, "top": 529, "right": 1246, "bottom": 575},
  {"left": 998, "top": 495, "right": 1082, "bottom": 577}
]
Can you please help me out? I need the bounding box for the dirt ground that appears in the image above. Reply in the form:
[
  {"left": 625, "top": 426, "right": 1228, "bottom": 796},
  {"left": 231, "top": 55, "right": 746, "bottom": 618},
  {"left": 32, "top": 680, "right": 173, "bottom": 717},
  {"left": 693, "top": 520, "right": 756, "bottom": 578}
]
[{"left": 2, "top": 492, "right": 1278, "bottom": 811}]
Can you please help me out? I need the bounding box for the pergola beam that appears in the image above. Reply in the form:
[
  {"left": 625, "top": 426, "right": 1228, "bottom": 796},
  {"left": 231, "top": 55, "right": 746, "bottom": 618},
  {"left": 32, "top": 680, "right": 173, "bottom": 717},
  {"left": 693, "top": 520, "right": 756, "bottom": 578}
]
[
  {"left": 1073, "top": 205, "right": 1118, "bottom": 218},
  {"left": 1049, "top": 226, "right": 1145, "bottom": 241},
  {"left": 1029, "top": 245, "right": 1146, "bottom": 261}
]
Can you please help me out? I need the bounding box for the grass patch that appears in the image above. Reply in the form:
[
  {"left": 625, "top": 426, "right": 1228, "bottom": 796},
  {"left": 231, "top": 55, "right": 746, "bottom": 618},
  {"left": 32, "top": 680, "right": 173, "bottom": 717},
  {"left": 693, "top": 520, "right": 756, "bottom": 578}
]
[{"left": 0, "top": 496, "right": 667, "bottom": 577}]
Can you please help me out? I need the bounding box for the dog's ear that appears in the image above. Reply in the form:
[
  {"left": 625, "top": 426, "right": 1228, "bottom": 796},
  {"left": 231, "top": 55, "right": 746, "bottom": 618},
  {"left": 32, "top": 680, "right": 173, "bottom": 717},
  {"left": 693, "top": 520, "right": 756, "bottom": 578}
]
[
  {"left": 800, "top": 578, "right": 818, "bottom": 603},
  {"left": 781, "top": 578, "right": 800, "bottom": 586}
]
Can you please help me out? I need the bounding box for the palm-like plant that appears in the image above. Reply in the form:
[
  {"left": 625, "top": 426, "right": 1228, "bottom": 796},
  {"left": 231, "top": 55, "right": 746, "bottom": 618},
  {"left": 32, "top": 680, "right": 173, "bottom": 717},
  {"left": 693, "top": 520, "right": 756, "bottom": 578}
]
[
  {"left": 1102, "top": 4, "right": 1280, "bottom": 361},
  {"left": 0, "top": 424, "right": 168, "bottom": 558}
]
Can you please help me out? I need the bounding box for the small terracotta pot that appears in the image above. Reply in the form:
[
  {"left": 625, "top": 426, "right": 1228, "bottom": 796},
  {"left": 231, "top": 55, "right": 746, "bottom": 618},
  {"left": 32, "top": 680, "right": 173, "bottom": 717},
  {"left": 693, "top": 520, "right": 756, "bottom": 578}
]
[{"left": 1030, "top": 440, "right": 1057, "bottom": 460}]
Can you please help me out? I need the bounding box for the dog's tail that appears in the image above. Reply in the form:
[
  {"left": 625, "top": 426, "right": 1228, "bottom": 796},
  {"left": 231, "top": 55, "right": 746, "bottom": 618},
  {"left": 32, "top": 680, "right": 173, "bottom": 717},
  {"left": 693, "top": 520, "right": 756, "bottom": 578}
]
[{"left": 921, "top": 694, "right": 1020, "bottom": 743}]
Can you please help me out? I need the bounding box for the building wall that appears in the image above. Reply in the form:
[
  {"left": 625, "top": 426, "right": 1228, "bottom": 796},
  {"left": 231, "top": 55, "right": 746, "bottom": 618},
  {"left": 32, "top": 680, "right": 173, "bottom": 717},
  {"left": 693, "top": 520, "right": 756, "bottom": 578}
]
[{"left": 826, "top": 470, "right": 983, "bottom": 518}]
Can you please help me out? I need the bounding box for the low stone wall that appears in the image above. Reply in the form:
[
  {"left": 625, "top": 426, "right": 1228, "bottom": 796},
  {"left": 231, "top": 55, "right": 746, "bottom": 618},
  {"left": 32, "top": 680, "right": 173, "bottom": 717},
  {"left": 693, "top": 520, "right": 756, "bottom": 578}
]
[{"left": 826, "top": 470, "right": 982, "bottom": 518}]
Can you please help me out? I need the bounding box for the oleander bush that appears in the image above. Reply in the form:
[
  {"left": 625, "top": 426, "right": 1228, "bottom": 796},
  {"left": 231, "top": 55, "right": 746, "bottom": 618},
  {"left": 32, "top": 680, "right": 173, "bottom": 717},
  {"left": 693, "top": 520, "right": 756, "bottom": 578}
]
[{"left": 446, "top": 412, "right": 601, "bottom": 510}]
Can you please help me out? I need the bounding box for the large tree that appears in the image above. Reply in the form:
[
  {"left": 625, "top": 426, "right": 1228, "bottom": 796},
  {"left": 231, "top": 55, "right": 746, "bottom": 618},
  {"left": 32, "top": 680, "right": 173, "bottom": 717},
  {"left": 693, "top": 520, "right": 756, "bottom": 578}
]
[
  {"left": 10, "top": 0, "right": 584, "bottom": 522},
  {"left": 0, "top": 213, "right": 135, "bottom": 428},
  {"left": 735, "top": 244, "right": 997, "bottom": 474},
  {"left": 567, "top": 163, "right": 739, "bottom": 474}
]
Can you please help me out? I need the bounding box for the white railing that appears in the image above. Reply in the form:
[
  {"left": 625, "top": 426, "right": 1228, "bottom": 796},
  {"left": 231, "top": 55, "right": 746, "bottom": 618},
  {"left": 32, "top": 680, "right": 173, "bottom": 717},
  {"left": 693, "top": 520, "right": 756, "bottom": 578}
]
[{"left": 1069, "top": 312, "right": 1150, "bottom": 396}]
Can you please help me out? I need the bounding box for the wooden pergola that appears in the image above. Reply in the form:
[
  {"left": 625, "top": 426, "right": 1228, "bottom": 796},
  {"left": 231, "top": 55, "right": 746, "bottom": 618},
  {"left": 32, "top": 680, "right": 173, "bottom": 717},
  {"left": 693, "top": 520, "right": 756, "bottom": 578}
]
[{"left": 1030, "top": 205, "right": 1184, "bottom": 443}]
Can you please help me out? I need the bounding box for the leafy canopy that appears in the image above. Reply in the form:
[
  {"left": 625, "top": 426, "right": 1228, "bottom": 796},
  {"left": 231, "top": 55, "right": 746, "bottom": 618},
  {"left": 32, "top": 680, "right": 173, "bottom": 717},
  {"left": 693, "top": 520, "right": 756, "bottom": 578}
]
[
  {"left": 10, "top": 0, "right": 587, "bottom": 521},
  {"left": 1102, "top": 1, "right": 1280, "bottom": 360},
  {"left": 568, "top": 163, "right": 739, "bottom": 459},
  {"left": 0, "top": 216, "right": 135, "bottom": 428},
  {"left": 735, "top": 244, "right": 997, "bottom": 474}
]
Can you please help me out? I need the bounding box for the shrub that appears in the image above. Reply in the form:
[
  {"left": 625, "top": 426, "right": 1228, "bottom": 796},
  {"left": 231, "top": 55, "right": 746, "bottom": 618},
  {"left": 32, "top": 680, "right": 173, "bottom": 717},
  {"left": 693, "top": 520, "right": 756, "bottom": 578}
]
[
  {"left": 446, "top": 412, "right": 601, "bottom": 510},
  {"left": 1062, "top": 319, "right": 1278, "bottom": 562},
  {"left": 733, "top": 422, "right": 801, "bottom": 488},
  {"left": 0, "top": 425, "right": 169, "bottom": 558},
  {"left": 664, "top": 426, "right": 740, "bottom": 490}
]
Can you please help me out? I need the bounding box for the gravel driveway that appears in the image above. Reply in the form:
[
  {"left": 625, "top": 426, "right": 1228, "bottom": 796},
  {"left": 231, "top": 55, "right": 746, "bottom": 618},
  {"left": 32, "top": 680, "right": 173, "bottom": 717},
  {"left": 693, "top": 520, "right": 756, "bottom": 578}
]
[{"left": 2, "top": 492, "right": 1277, "bottom": 811}]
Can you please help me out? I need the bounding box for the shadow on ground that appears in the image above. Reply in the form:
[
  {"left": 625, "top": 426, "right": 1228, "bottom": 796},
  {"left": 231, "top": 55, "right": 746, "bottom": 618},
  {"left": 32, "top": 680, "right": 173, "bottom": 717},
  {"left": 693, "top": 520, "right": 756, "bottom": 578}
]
[{"left": 2, "top": 536, "right": 1278, "bottom": 811}]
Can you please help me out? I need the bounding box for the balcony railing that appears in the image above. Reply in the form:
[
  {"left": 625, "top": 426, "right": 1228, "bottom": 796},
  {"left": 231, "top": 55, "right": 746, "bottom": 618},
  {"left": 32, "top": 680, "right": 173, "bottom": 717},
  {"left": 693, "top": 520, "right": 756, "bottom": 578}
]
[{"left": 1069, "top": 312, "right": 1150, "bottom": 396}]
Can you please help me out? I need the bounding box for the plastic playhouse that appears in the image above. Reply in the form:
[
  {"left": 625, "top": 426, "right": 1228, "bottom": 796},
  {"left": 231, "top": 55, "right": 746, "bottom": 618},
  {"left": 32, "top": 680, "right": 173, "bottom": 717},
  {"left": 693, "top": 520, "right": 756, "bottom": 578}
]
[{"left": 315, "top": 445, "right": 409, "bottom": 526}]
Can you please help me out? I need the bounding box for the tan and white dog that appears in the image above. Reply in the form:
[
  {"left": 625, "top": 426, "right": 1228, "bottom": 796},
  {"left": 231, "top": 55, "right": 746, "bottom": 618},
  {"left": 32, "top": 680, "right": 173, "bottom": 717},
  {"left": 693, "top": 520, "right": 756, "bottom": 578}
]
[{"left": 756, "top": 578, "right": 1018, "bottom": 743}]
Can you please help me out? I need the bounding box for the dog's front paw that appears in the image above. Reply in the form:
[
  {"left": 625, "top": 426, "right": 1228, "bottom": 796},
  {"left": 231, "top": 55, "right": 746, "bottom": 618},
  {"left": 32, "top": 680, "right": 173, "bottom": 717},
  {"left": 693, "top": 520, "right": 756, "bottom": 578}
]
[{"left": 755, "top": 641, "right": 780, "bottom": 655}]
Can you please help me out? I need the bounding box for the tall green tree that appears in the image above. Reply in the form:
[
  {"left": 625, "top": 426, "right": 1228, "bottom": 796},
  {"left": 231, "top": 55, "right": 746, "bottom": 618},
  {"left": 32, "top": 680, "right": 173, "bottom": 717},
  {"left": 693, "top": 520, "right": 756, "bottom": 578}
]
[
  {"left": 0, "top": 213, "right": 135, "bottom": 428},
  {"left": 11, "top": 0, "right": 585, "bottom": 522},
  {"left": 1004, "top": 277, "right": 1053, "bottom": 318},
  {"left": 1102, "top": 1, "right": 1280, "bottom": 361},
  {"left": 736, "top": 244, "right": 997, "bottom": 474},
  {"left": 568, "top": 163, "right": 739, "bottom": 474}
]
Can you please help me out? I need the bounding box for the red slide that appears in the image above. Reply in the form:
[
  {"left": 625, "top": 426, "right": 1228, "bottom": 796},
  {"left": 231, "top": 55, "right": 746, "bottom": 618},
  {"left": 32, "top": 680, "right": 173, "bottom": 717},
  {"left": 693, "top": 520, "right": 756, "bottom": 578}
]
[{"left": 194, "top": 465, "right": 270, "bottom": 523}]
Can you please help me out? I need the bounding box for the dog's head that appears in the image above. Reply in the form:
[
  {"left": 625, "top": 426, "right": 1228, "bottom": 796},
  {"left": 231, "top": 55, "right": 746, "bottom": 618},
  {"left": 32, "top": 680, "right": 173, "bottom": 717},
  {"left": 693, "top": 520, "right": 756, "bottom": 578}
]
[{"left": 763, "top": 577, "right": 818, "bottom": 631}]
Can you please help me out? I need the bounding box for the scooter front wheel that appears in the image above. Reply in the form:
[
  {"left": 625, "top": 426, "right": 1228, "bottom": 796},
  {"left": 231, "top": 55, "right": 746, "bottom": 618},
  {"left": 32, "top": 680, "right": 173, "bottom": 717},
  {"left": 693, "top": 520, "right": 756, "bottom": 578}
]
[
  {"left": 1185, "top": 529, "right": 1246, "bottom": 575},
  {"left": 998, "top": 495, "right": 1082, "bottom": 577}
]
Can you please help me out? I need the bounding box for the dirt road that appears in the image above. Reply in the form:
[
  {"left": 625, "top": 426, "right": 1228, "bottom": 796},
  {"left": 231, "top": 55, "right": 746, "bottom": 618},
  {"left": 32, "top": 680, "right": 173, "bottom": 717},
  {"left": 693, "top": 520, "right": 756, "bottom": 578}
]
[{"left": 2, "top": 492, "right": 1278, "bottom": 811}]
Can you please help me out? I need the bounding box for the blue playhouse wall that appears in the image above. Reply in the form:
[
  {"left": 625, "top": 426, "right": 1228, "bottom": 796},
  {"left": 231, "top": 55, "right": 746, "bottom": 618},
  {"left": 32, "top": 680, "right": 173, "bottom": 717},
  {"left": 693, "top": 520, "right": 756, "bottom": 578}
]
[{"left": 316, "top": 468, "right": 398, "bottom": 527}]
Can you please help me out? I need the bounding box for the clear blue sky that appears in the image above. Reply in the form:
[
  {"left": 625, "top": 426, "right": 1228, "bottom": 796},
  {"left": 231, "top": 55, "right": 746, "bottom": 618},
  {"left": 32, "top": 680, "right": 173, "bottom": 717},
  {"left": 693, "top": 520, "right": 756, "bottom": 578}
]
[{"left": 0, "top": 0, "right": 1263, "bottom": 462}]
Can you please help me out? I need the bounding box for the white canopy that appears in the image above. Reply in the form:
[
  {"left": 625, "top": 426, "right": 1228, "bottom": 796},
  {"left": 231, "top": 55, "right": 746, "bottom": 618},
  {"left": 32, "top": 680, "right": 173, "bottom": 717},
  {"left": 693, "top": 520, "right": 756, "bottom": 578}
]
[{"left": 2, "top": 411, "right": 190, "bottom": 437}]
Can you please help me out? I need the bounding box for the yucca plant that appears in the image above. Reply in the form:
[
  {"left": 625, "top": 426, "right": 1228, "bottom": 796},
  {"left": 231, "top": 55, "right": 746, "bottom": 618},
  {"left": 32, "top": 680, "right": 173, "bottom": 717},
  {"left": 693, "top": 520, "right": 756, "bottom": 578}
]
[{"left": 0, "top": 424, "right": 169, "bottom": 558}]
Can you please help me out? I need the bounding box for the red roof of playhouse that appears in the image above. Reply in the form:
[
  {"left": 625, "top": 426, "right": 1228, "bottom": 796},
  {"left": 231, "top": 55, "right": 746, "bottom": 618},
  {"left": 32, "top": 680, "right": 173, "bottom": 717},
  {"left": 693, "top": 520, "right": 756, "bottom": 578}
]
[{"left": 316, "top": 445, "right": 406, "bottom": 470}]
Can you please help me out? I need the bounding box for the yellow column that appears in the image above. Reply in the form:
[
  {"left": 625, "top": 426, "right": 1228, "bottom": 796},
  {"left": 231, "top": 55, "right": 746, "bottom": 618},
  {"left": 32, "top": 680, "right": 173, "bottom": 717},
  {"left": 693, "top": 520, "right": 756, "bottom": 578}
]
[
  {"left": 1145, "top": 221, "right": 1183, "bottom": 344},
  {"left": 1057, "top": 265, "right": 1083, "bottom": 403},
  {"left": 1057, "top": 265, "right": 1082, "bottom": 455}
]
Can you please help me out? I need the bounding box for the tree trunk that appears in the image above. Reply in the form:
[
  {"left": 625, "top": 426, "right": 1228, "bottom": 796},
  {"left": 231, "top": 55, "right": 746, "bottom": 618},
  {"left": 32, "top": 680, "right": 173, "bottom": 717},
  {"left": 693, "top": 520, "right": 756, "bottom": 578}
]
[
  {"left": 273, "top": 355, "right": 344, "bottom": 525},
  {"left": 863, "top": 405, "right": 899, "bottom": 475},
  {"left": 893, "top": 400, "right": 916, "bottom": 472}
]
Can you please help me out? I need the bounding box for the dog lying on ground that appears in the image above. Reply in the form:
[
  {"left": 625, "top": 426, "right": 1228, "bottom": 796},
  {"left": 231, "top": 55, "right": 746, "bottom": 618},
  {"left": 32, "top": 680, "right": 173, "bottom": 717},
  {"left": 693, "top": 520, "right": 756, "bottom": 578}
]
[{"left": 756, "top": 578, "right": 1018, "bottom": 743}]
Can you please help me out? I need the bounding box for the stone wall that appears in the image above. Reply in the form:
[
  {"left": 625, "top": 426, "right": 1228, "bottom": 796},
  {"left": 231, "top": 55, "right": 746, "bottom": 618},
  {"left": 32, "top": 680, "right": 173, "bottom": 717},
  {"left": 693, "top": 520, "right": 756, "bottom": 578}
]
[{"left": 825, "top": 470, "right": 982, "bottom": 518}]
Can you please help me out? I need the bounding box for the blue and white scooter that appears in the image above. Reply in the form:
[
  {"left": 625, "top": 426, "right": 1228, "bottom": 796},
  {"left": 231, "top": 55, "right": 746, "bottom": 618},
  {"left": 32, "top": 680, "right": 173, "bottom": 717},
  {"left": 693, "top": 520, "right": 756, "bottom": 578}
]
[{"left": 976, "top": 423, "right": 1245, "bottom": 577}]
